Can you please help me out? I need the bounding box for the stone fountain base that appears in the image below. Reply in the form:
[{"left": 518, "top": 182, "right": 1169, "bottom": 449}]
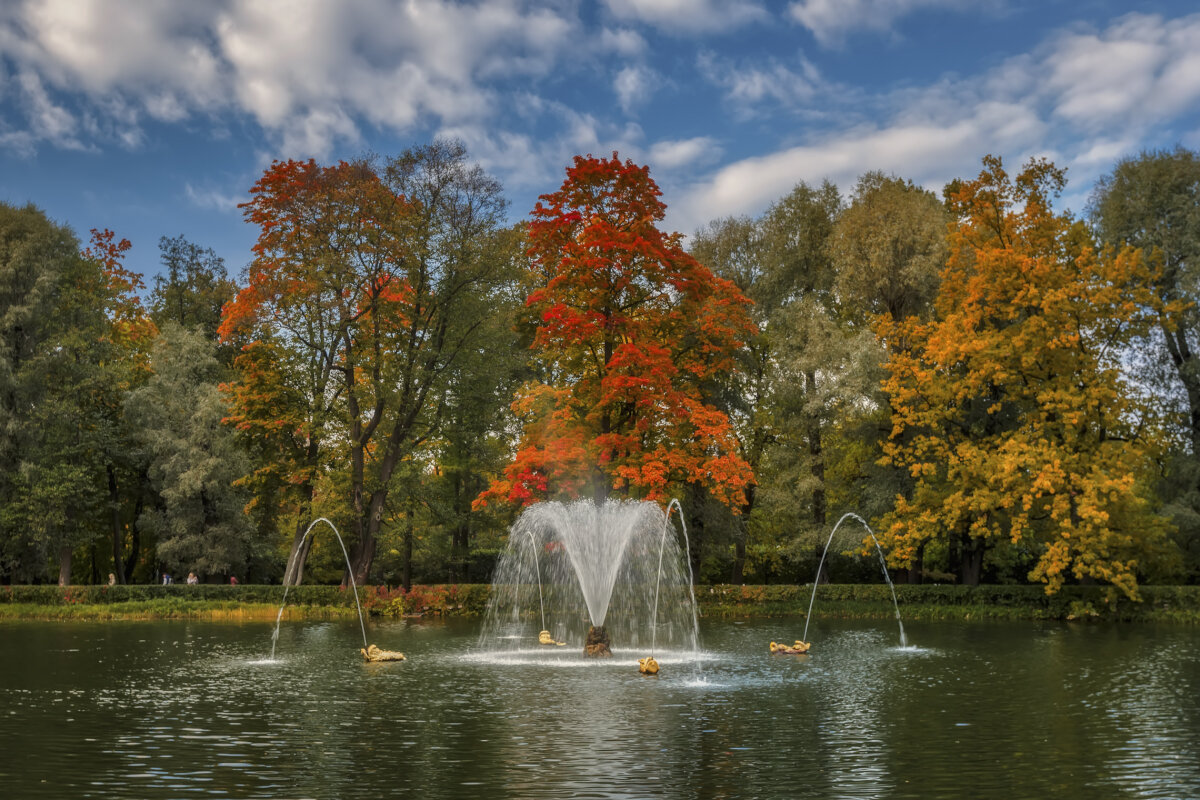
[{"left": 584, "top": 625, "right": 612, "bottom": 658}]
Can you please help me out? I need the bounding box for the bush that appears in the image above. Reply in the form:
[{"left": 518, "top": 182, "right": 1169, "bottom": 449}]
[{"left": 3, "top": 582, "right": 1197, "bottom": 622}]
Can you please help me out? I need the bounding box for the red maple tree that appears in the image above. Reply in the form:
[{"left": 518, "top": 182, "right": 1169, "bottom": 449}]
[{"left": 479, "top": 153, "right": 754, "bottom": 508}]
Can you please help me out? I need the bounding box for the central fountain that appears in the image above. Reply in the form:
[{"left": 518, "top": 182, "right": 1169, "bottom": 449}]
[{"left": 479, "top": 499, "right": 699, "bottom": 665}]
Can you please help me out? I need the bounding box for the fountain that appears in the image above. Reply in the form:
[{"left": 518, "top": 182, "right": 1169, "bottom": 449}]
[
  {"left": 479, "top": 499, "right": 700, "bottom": 666},
  {"left": 269, "top": 517, "right": 372, "bottom": 661},
  {"left": 802, "top": 512, "right": 907, "bottom": 648}
]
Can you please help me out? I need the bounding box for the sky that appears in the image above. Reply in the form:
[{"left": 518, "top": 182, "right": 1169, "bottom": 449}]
[{"left": 2, "top": 0, "right": 1199, "bottom": 283}]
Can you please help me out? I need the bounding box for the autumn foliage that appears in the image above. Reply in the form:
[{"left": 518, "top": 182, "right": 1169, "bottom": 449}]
[
  {"left": 878, "top": 156, "right": 1174, "bottom": 599},
  {"left": 479, "top": 154, "right": 754, "bottom": 509}
]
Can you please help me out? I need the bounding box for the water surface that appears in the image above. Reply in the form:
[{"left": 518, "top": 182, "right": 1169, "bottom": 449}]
[{"left": 1, "top": 617, "right": 1196, "bottom": 798}]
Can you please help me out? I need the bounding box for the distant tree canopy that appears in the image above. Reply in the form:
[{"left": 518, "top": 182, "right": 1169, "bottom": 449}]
[{"left": 1, "top": 145, "right": 1197, "bottom": 595}]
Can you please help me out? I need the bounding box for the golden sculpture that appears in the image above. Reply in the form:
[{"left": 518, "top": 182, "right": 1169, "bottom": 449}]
[
  {"left": 538, "top": 630, "right": 566, "bottom": 646},
  {"left": 769, "top": 640, "right": 811, "bottom": 655},
  {"left": 638, "top": 656, "right": 660, "bottom": 675},
  {"left": 361, "top": 644, "right": 406, "bottom": 662},
  {"left": 583, "top": 625, "right": 612, "bottom": 658}
]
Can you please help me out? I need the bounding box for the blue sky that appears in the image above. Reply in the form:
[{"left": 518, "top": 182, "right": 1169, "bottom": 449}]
[{"left": 2, "top": 0, "right": 1199, "bottom": 282}]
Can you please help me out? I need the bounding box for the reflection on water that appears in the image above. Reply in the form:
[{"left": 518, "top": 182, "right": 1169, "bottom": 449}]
[{"left": 0, "top": 618, "right": 1197, "bottom": 798}]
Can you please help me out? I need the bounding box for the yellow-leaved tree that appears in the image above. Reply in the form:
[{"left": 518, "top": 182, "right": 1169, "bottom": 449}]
[{"left": 878, "top": 155, "right": 1177, "bottom": 599}]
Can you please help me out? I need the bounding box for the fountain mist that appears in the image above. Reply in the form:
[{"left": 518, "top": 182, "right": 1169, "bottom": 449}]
[
  {"left": 270, "top": 517, "right": 368, "bottom": 659},
  {"left": 803, "top": 512, "right": 907, "bottom": 647},
  {"left": 480, "top": 499, "right": 700, "bottom": 661}
]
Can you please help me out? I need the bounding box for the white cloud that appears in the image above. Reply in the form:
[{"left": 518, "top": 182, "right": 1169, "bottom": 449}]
[
  {"left": 1039, "top": 13, "right": 1200, "bottom": 133},
  {"left": 16, "top": 70, "right": 85, "bottom": 150},
  {"left": 614, "top": 65, "right": 656, "bottom": 114},
  {"left": 787, "top": 0, "right": 968, "bottom": 47},
  {"left": 0, "top": 0, "right": 580, "bottom": 156},
  {"left": 599, "top": 27, "right": 647, "bottom": 57},
  {"left": 672, "top": 12, "right": 1200, "bottom": 232},
  {"left": 185, "top": 182, "right": 243, "bottom": 213},
  {"left": 16, "top": 0, "right": 226, "bottom": 108},
  {"left": 649, "top": 137, "right": 721, "bottom": 170},
  {"left": 603, "top": 0, "right": 766, "bottom": 34},
  {"left": 698, "top": 52, "right": 824, "bottom": 113},
  {"left": 439, "top": 101, "right": 648, "bottom": 201}
]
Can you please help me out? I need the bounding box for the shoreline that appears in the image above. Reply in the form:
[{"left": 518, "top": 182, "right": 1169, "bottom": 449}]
[{"left": 2, "top": 584, "right": 1198, "bottom": 623}]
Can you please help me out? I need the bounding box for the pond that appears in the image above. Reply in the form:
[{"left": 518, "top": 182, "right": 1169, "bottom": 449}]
[{"left": 0, "top": 617, "right": 1197, "bottom": 799}]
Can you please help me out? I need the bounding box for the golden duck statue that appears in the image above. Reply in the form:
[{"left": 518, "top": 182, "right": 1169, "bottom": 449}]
[
  {"left": 361, "top": 644, "right": 406, "bottom": 662},
  {"left": 538, "top": 630, "right": 567, "bottom": 646},
  {"left": 638, "top": 656, "right": 660, "bottom": 675}
]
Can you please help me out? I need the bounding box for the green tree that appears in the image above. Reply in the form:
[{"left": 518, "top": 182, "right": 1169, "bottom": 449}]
[
  {"left": 691, "top": 181, "right": 847, "bottom": 580},
  {"left": 827, "top": 172, "right": 948, "bottom": 580},
  {"left": 151, "top": 235, "right": 238, "bottom": 341},
  {"left": 126, "top": 322, "right": 254, "bottom": 580},
  {"left": 421, "top": 225, "right": 529, "bottom": 584},
  {"left": 831, "top": 171, "right": 947, "bottom": 325},
  {"left": 0, "top": 208, "right": 153, "bottom": 584},
  {"left": 0, "top": 203, "right": 79, "bottom": 581},
  {"left": 1090, "top": 147, "right": 1200, "bottom": 579}
]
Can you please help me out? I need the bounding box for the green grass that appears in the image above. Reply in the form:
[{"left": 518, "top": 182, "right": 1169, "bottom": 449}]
[{"left": 0, "top": 600, "right": 357, "bottom": 622}]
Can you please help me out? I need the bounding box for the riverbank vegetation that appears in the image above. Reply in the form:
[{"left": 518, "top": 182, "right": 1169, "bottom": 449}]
[
  {"left": 2, "top": 143, "right": 1199, "bottom": 602},
  {"left": 2, "top": 582, "right": 1200, "bottom": 623},
  {"left": 3, "top": 584, "right": 1199, "bottom": 624}
]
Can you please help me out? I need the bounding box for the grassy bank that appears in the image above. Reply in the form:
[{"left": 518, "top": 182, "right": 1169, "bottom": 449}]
[
  {"left": 0, "top": 600, "right": 358, "bottom": 622},
  {"left": 3, "top": 583, "right": 1199, "bottom": 623},
  {"left": 698, "top": 584, "right": 1200, "bottom": 623}
]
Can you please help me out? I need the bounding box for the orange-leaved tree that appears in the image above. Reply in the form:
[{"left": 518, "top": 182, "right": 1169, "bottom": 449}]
[
  {"left": 878, "top": 155, "right": 1176, "bottom": 598},
  {"left": 478, "top": 153, "right": 755, "bottom": 509},
  {"left": 220, "top": 142, "right": 510, "bottom": 584}
]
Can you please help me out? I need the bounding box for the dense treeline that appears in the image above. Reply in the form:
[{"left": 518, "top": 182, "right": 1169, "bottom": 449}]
[{"left": 1, "top": 142, "right": 1197, "bottom": 597}]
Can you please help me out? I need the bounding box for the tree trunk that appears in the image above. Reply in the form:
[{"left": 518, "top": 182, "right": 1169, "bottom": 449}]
[
  {"left": 1160, "top": 321, "right": 1200, "bottom": 457},
  {"left": 58, "top": 545, "right": 72, "bottom": 586},
  {"left": 805, "top": 370, "right": 826, "bottom": 529},
  {"left": 906, "top": 541, "right": 925, "bottom": 584},
  {"left": 686, "top": 483, "right": 705, "bottom": 584},
  {"left": 124, "top": 491, "right": 143, "bottom": 585},
  {"left": 731, "top": 484, "right": 755, "bottom": 584},
  {"left": 350, "top": 450, "right": 368, "bottom": 584},
  {"left": 402, "top": 504, "right": 414, "bottom": 592},
  {"left": 284, "top": 521, "right": 315, "bottom": 587},
  {"left": 449, "top": 471, "right": 471, "bottom": 583},
  {"left": 346, "top": 402, "right": 412, "bottom": 584},
  {"left": 107, "top": 464, "right": 125, "bottom": 584},
  {"left": 283, "top": 490, "right": 315, "bottom": 586},
  {"left": 958, "top": 533, "right": 983, "bottom": 586},
  {"left": 347, "top": 489, "right": 384, "bottom": 586}
]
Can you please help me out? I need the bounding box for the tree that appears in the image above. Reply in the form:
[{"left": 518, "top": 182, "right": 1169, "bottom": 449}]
[
  {"left": 880, "top": 156, "right": 1174, "bottom": 598},
  {"left": 831, "top": 171, "right": 947, "bottom": 325},
  {"left": 126, "top": 323, "right": 254, "bottom": 579},
  {"left": 0, "top": 208, "right": 154, "bottom": 584},
  {"left": 150, "top": 235, "right": 237, "bottom": 345},
  {"left": 691, "top": 181, "right": 849, "bottom": 580},
  {"left": 828, "top": 172, "right": 948, "bottom": 580},
  {"left": 221, "top": 140, "right": 511, "bottom": 584},
  {"left": 480, "top": 153, "right": 754, "bottom": 511},
  {"left": 1090, "top": 147, "right": 1200, "bottom": 579},
  {"left": 79, "top": 229, "right": 158, "bottom": 585},
  {"left": 419, "top": 225, "right": 529, "bottom": 583}
]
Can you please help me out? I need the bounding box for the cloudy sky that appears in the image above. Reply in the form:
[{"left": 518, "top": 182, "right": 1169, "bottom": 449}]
[{"left": 2, "top": 0, "right": 1199, "bottom": 280}]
